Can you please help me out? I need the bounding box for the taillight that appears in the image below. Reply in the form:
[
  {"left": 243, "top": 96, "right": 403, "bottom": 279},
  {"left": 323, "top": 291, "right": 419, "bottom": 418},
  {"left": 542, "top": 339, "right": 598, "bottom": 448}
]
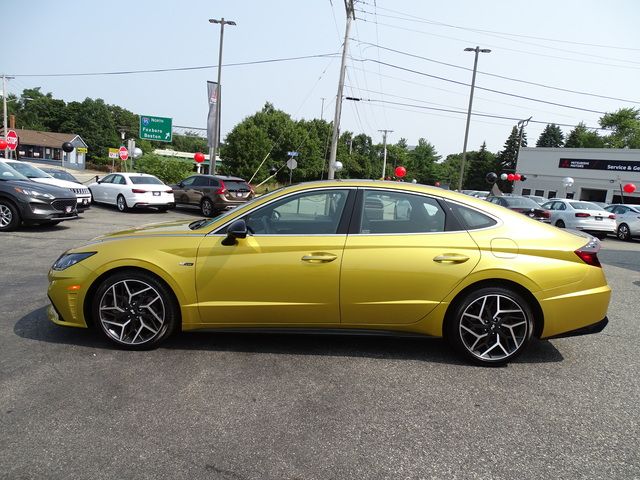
[
  {"left": 574, "top": 240, "right": 601, "bottom": 268},
  {"left": 575, "top": 212, "right": 590, "bottom": 218},
  {"left": 215, "top": 180, "right": 227, "bottom": 195},
  {"left": 542, "top": 210, "right": 550, "bottom": 218},
  {"left": 132, "top": 189, "right": 147, "bottom": 194},
  {"left": 608, "top": 214, "right": 616, "bottom": 219}
]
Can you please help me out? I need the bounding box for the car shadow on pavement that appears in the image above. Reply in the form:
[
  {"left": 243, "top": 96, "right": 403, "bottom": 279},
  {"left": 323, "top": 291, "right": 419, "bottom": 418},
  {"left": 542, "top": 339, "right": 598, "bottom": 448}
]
[
  {"left": 15, "top": 306, "right": 564, "bottom": 365},
  {"left": 90, "top": 203, "right": 206, "bottom": 217}
]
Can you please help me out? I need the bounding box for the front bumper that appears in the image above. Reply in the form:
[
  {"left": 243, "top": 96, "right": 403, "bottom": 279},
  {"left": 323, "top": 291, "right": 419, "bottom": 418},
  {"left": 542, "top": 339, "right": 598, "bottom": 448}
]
[
  {"left": 546, "top": 316, "right": 608, "bottom": 339},
  {"left": 18, "top": 198, "right": 78, "bottom": 223}
]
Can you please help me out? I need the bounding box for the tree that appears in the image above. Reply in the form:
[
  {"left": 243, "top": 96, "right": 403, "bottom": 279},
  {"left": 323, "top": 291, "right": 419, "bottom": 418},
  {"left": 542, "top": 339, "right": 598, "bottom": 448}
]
[
  {"left": 406, "top": 138, "right": 440, "bottom": 184},
  {"left": 60, "top": 98, "right": 119, "bottom": 160},
  {"left": 536, "top": 124, "right": 564, "bottom": 147},
  {"left": 495, "top": 125, "right": 527, "bottom": 192},
  {"left": 436, "top": 154, "right": 461, "bottom": 189},
  {"left": 564, "top": 122, "right": 605, "bottom": 148},
  {"left": 464, "top": 142, "right": 497, "bottom": 190},
  {"left": 598, "top": 107, "right": 640, "bottom": 148},
  {"left": 12, "top": 88, "right": 66, "bottom": 132}
]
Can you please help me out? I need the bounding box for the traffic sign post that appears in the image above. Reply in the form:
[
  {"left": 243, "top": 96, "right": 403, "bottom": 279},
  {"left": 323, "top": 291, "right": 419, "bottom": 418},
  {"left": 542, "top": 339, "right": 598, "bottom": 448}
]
[
  {"left": 139, "top": 115, "right": 173, "bottom": 142},
  {"left": 6, "top": 130, "right": 18, "bottom": 157},
  {"left": 287, "top": 157, "right": 298, "bottom": 185},
  {"left": 119, "top": 146, "right": 129, "bottom": 161}
]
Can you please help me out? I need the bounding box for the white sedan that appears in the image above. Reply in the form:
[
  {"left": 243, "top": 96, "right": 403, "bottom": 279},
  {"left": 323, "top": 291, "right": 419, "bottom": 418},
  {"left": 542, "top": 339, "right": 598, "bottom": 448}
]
[
  {"left": 605, "top": 204, "right": 640, "bottom": 241},
  {"left": 541, "top": 199, "right": 616, "bottom": 239},
  {"left": 89, "top": 172, "right": 175, "bottom": 212}
]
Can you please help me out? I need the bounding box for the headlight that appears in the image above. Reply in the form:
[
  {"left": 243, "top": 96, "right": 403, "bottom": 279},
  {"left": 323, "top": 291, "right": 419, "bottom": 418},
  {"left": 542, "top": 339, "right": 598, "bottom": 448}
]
[
  {"left": 52, "top": 252, "right": 96, "bottom": 271},
  {"left": 14, "top": 186, "right": 54, "bottom": 200}
]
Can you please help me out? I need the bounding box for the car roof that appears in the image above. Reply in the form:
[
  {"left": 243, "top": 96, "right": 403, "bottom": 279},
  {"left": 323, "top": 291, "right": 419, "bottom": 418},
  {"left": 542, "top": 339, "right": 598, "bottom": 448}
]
[{"left": 192, "top": 174, "right": 247, "bottom": 181}]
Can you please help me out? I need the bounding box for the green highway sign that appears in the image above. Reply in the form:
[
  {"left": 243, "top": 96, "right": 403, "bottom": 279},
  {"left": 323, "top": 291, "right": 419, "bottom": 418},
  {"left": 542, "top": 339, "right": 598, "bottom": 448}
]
[{"left": 139, "top": 115, "right": 173, "bottom": 142}]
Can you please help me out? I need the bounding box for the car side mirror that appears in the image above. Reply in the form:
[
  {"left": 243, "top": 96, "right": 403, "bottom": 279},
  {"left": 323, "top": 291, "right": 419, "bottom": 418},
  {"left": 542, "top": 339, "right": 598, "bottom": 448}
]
[{"left": 222, "top": 219, "right": 248, "bottom": 246}]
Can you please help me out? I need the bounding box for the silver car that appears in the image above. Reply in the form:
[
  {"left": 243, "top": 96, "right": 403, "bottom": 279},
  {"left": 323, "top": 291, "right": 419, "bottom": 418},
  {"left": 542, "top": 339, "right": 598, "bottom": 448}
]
[
  {"left": 541, "top": 199, "right": 616, "bottom": 240},
  {"left": 604, "top": 204, "right": 640, "bottom": 241}
]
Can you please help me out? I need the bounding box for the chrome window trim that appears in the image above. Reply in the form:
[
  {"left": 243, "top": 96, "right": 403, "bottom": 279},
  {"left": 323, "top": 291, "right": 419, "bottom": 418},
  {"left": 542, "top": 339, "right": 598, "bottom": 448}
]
[{"left": 208, "top": 186, "right": 356, "bottom": 237}]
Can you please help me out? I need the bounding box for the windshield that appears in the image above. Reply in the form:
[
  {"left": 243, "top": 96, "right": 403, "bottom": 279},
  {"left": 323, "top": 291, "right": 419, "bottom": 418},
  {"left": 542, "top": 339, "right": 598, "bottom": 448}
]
[
  {"left": 44, "top": 169, "right": 79, "bottom": 183},
  {"left": 130, "top": 175, "right": 163, "bottom": 185},
  {"left": 6, "top": 161, "right": 52, "bottom": 179},
  {"left": 504, "top": 197, "right": 540, "bottom": 208},
  {"left": 570, "top": 201, "right": 602, "bottom": 211},
  {"left": 0, "top": 161, "right": 30, "bottom": 181}
]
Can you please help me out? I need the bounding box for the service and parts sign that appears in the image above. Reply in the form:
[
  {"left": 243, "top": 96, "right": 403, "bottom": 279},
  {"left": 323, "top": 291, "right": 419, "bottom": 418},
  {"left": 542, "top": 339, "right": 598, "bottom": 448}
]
[{"left": 559, "top": 158, "right": 640, "bottom": 172}]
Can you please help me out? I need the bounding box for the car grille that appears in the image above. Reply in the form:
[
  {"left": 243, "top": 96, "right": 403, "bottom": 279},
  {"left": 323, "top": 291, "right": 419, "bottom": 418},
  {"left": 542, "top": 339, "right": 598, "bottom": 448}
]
[
  {"left": 69, "top": 187, "right": 90, "bottom": 195},
  {"left": 52, "top": 199, "right": 78, "bottom": 212}
]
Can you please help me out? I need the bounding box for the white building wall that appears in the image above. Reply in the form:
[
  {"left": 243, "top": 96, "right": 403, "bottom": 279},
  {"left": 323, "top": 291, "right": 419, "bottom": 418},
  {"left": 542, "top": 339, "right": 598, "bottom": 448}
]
[{"left": 513, "top": 147, "right": 640, "bottom": 204}]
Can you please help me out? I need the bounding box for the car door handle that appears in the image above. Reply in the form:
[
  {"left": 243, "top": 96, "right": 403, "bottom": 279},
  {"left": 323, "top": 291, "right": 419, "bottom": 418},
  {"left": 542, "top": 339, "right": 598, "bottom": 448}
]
[
  {"left": 433, "top": 254, "right": 470, "bottom": 264},
  {"left": 301, "top": 254, "right": 338, "bottom": 263}
]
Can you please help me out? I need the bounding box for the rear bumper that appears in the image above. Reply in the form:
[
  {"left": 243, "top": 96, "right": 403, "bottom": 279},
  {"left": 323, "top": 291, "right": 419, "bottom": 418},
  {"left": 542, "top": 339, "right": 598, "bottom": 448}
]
[{"left": 546, "top": 316, "right": 608, "bottom": 339}]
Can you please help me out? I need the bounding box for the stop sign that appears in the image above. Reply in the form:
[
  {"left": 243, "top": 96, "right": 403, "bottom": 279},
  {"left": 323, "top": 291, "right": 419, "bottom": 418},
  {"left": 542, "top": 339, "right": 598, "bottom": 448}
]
[
  {"left": 119, "top": 146, "right": 129, "bottom": 161},
  {"left": 6, "top": 130, "right": 18, "bottom": 151}
]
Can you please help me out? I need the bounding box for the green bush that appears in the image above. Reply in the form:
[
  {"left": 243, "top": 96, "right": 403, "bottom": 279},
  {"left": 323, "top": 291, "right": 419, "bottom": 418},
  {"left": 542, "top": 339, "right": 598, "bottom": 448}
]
[{"left": 134, "top": 154, "right": 194, "bottom": 184}]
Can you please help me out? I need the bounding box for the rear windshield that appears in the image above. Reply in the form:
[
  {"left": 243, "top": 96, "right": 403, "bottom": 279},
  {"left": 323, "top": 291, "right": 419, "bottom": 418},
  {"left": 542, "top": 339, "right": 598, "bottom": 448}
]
[
  {"left": 224, "top": 180, "right": 250, "bottom": 191},
  {"left": 130, "top": 176, "right": 163, "bottom": 185},
  {"left": 503, "top": 197, "right": 540, "bottom": 208},
  {"left": 570, "top": 201, "right": 600, "bottom": 210}
]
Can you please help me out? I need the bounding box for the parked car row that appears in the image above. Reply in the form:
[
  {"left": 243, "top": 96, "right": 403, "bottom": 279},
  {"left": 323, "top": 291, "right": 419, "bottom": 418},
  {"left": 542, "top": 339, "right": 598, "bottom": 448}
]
[{"left": 0, "top": 160, "right": 258, "bottom": 231}]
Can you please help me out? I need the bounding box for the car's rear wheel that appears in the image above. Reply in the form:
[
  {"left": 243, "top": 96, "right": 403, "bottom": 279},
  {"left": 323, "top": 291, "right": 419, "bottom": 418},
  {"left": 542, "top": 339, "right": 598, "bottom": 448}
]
[
  {"left": 446, "top": 286, "right": 534, "bottom": 366},
  {"left": 116, "top": 194, "right": 128, "bottom": 212},
  {"left": 617, "top": 223, "right": 631, "bottom": 241},
  {"left": 555, "top": 220, "right": 565, "bottom": 228},
  {"left": 0, "top": 199, "right": 20, "bottom": 232},
  {"left": 201, "top": 198, "right": 214, "bottom": 216},
  {"left": 92, "top": 271, "right": 178, "bottom": 349}
]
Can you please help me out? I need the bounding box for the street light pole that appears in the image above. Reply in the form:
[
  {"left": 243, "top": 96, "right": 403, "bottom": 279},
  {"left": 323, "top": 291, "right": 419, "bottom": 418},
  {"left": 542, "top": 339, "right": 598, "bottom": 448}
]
[
  {"left": 458, "top": 46, "right": 491, "bottom": 191},
  {"left": 209, "top": 17, "right": 236, "bottom": 175},
  {"left": 328, "top": 0, "right": 355, "bottom": 180},
  {"left": 379, "top": 129, "right": 393, "bottom": 179}
]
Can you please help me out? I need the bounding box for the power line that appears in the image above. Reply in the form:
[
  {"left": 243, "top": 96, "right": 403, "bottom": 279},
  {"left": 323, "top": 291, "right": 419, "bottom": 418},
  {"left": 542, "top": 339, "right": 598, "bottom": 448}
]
[
  {"left": 349, "top": 56, "right": 608, "bottom": 115},
  {"left": 357, "top": 2, "right": 640, "bottom": 52},
  {"left": 10, "top": 53, "right": 340, "bottom": 77},
  {"left": 351, "top": 40, "right": 640, "bottom": 105},
  {"left": 351, "top": 96, "right": 607, "bottom": 130}
]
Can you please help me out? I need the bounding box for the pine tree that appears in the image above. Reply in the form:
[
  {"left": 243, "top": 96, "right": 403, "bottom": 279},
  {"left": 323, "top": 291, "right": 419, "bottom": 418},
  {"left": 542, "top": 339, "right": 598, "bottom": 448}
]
[
  {"left": 465, "top": 141, "right": 497, "bottom": 190},
  {"left": 495, "top": 126, "right": 526, "bottom": 192},
  {"left": 564, "top": 122, "right": 605, "bottom": 148},
  {"left": 536, "top": 124, "right": 564, "bottom": 147}
]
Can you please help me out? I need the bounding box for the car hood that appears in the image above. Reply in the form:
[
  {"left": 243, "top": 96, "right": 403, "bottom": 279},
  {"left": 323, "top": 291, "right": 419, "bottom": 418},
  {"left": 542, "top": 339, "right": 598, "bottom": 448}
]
[
  {"left": 32, "top": 177, "right": 87, "bottom": 189},
  {"left": 2, "top": 178, "right": 77, "bottom": 198},
  {"left": 94, "top": 220, "right": 205, "bottom": 241}
]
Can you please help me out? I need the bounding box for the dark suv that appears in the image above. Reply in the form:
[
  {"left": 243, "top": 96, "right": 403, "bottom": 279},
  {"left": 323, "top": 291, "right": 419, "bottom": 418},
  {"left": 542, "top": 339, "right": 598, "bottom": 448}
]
[
  {"left": 0, "top": 161, "right": 78, "bottom": 231},
  {"left": 172, "top": 175, "right": 254, "bottom": 216}
]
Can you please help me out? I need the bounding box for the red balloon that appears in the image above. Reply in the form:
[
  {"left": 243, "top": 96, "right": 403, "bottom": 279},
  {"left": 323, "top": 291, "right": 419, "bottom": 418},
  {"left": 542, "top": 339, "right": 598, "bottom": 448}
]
[
  {"left": 194, "top": 152, "right": 205, "bottom": 163},
  {"left": 0, "top": 139, "right": 7, "bottom": 150},
  {"left": 395, "top": 166, "right": 407, "bottom": 178},
  {"left": 514, "top": 173, "right": 522, "bottom": 181},
  {"left": 434, "top": 181, "right": 441, "bottom": 187},
  {"left": 623, "top": 183, "right": 636, "bottom": 194},
  {"left": 507, "top": 173, "right": 515, "bottom": 181}
]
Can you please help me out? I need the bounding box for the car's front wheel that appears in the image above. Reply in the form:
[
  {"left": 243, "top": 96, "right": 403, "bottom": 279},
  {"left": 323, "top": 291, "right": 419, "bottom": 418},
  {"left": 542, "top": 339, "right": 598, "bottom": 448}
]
[
  {"left": 617, "top": 223, "right": 631, "bottom": 241},
  {"left": 92, "top": 271, "right": 179, "bottom": 349},
  {"left": 446, "top": 287, "right": 534, "bottom": 366},
  {"left": 0, "top": 199, "right": 20, "bottom": 232}
]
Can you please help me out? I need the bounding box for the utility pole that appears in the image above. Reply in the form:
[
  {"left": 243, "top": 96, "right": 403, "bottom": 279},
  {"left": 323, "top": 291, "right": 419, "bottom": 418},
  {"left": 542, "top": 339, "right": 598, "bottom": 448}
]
[
  {"left": 209, "top": 17, "right": 237, "bottom": 175},
  {"left": 320, "top": 97, "right": 326, "bottom": 121},
  {"left": 515, "top": 116, "right": 532, "bottom": 165},
  {"left": 458, "top": 46, "right": 491, "bottom": 191},
  {"left": 2, "top": 74, "right": 13, "bottom": 158},
  {"left": 379, "top": 129, "right": 393, "bottom": 179},
  {"left": 327, "top": 0, "right": 355, "bottom": 180}
]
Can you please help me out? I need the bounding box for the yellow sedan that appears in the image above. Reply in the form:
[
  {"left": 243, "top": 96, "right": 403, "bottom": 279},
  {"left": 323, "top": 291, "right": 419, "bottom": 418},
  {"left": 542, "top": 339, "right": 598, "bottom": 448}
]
[{"left": 48, "top": 180, "right": 611, "bottom": 365}]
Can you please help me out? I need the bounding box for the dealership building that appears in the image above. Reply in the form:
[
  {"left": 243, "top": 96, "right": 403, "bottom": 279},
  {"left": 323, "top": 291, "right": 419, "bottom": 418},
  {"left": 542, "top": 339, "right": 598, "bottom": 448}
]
[{"left": 513, "top": 147, "right": 640, "bottom": 204}]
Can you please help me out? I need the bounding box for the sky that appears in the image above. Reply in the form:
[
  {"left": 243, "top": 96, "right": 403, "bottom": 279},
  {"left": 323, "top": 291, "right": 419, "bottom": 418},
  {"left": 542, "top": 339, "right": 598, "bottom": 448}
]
[{"left": 6, "top": 0, "right": 640, "bottom": 160}]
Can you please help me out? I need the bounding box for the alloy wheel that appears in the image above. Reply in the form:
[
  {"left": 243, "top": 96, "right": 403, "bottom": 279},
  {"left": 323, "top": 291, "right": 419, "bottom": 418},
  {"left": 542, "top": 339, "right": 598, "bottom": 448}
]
[
  {"left": 458, "top": 294, "right": 529, "bottom": 362},
  {"left": 0, "top": 204, "right": 12, "bottom": 228},
  {"left": 617, "top": 224, "right": 630, "bottom": 241},
  {"left": 98, "top": 279, "right": 166, "bottom": 345},
  {"left": 117, "top": 195, "right": 127, "bottom": 212},
  {"left": 201, "top": 199, "right": 213, "bottom": 216}
]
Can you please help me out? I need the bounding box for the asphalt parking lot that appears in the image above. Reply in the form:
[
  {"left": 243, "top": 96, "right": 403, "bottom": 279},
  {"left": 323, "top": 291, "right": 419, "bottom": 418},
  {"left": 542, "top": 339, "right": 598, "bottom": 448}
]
[{"left": 1, "top": 205, "right": 639, "bottom": 480}]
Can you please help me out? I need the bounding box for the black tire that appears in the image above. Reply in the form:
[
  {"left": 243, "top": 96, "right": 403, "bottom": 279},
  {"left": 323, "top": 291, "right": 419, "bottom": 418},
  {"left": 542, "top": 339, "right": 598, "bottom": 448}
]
[
  {"left": 593, "top": 233, "right": 607, "bottom": 240},
  {"left": 116, "top": 194, "right": 128, "bottom": 212},
  {"left": 92, "top": 270, "right": 179, "bottom": 350},
  {"left": 445, "top": 286, "right": 535, "bottom": 366},
  {"left": 201, "top": 198, "right": 214, "bottom": 217},
  {"left": 0, "top": 199, "right": 21, "bottom": 232},
  {"left": 617, "top": 223, "right": 631, "bottom": 241},
  {"left": 555, "top": 220, "right": 565, "bottom": 228}
]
